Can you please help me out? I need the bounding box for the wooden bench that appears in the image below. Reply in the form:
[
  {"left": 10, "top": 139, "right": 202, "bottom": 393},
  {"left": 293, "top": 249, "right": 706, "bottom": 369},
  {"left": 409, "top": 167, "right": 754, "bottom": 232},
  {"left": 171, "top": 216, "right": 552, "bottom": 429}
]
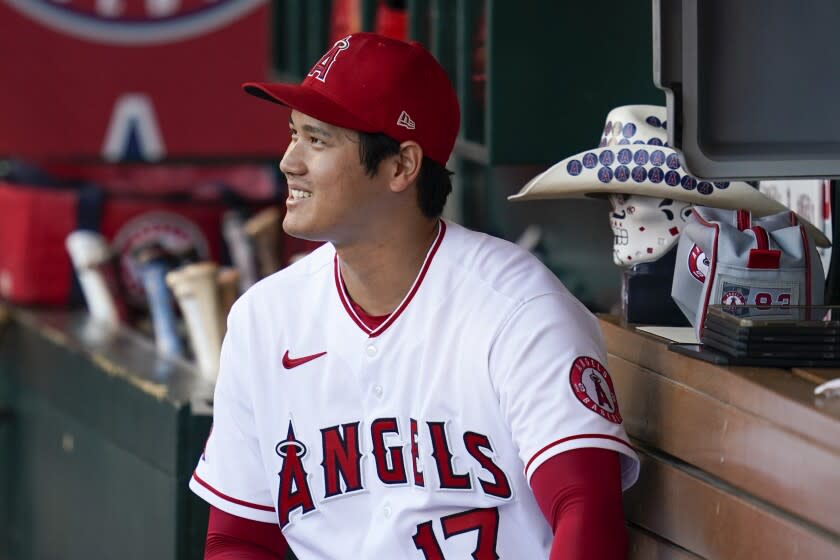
[{"left": 600, "top": 316, "right": 840, "bottom": 559}]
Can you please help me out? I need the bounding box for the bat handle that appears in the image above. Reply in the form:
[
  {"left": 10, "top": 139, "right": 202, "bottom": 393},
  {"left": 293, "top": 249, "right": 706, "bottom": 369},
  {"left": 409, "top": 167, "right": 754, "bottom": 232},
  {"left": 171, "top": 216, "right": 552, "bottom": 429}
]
[
  {"left": 66, "top": 231, "right": 121, "bottom": 328},
  {"left": 244, "top": 207, "right": 283, "bottom": 278},
  {"left": 79, "top": 268, "right": 121, "bottom": 326},
  {"left": 167, "top": 263, "right": 222, "bottom": 380},
  {"left": 223, "top": 211, "right": 259, "bottom": 292},
  {"left": 139, "top": 258, "right": 184, "bottom": 358},
  {"left": 180, "top": 296, "right": 220, "bottom": 377}
]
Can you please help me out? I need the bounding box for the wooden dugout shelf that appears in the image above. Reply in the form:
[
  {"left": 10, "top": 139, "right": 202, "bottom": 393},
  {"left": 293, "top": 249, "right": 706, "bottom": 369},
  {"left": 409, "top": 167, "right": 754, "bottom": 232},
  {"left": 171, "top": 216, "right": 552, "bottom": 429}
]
[{"left": 601, "top": 316, "right": 840, "bottom": 559}]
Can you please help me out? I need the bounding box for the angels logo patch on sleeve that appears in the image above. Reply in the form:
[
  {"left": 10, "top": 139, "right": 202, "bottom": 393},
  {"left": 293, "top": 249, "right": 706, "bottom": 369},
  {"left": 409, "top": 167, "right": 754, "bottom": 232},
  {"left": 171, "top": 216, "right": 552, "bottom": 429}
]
[{"left": 569, "top": 356, "right": 622, "bottom": 424}]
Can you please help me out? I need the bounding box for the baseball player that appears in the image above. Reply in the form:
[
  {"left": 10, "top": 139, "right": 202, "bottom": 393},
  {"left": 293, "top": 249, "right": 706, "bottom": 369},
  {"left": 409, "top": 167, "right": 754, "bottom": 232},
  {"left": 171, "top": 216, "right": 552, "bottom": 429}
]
[{"left": 190, "top": 32, "right": 639, "bottom": 559}]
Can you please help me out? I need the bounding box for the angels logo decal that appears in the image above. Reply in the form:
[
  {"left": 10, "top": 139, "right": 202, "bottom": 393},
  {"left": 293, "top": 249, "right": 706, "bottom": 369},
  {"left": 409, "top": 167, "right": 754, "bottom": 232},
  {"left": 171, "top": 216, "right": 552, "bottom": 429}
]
[
  {"left": 4, "top": 0, "right": 263, "bottom": 45},
  {"left": 570, "top": 357, "right": 622, "bottom": 424},
  {"left": 721, "top": 290, "right": 747, "bottom": 306},
  {"left": 112, "top": 211, "right": 210, "bottom": 306},
  {"left": 688, "top": 244, "right": 710, "bottom": 283}
]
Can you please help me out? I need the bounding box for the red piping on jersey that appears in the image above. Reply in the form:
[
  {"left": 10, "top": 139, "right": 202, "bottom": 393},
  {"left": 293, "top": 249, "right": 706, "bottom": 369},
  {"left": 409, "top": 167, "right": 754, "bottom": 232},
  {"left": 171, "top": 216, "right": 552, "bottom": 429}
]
[
  {"left": 350, "top": 299, "right": 389, "bottom": 330},
  {"left": 192, "top": 472, "right": 276, "bottom": 512},
  {"left": 334, "top": 220, "right": 446, "bottom": 337},
  {"left": 525, "top": 434, "right": 635, "bottom": 475}
]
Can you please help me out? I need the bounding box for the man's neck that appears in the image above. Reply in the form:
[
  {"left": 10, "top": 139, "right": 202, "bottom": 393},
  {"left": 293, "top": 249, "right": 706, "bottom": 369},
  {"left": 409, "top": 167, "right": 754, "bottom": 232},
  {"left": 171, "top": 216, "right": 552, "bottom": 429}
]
[{"left": 337, "top": 218, "right": 440, "bottom": 317}]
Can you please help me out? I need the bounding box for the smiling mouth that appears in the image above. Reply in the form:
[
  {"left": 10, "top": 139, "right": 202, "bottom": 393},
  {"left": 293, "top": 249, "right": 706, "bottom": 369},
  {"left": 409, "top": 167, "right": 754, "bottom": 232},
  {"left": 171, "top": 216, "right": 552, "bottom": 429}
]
[{"left": 289, "top": 188, "right": 312, "bottom": 200}]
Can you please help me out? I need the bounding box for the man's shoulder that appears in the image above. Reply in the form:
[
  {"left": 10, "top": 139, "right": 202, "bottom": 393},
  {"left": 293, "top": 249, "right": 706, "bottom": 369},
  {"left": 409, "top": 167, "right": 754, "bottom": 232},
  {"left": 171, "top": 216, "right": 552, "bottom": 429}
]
[
  {"left": 231, "top": 242, "right": 334, "bottom": 314},
  {"left": 264, "top": 242, "right": 333, "bottom": 282},
  {"left": 442, "top": 221, "right": 569, "bottom": 302}
]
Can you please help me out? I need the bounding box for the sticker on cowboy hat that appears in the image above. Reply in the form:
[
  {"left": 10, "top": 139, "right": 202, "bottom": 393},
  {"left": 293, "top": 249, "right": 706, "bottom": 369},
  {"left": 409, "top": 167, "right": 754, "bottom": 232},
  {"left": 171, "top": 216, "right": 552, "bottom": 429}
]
[
  {"left": 569, "top": 356, "right": 622, "bottom": 424},
  {"left": 509, "top": 105, "right": 831, "bottom": 248}
]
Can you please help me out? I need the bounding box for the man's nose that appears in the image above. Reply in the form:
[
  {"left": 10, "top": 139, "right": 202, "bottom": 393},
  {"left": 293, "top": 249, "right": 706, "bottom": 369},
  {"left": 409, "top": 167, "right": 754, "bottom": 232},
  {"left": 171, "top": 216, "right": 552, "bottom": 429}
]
[{"left": 279, "top": 142, "right": 304, "bottom": 176}]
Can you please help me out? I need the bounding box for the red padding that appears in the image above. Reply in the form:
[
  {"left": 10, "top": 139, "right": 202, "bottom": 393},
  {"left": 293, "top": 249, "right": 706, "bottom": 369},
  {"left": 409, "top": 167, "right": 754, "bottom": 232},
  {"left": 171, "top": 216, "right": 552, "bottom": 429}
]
[
  {"left": 736, "top": 209, "right": 751, "bottom": 231},
  {"left": 747, "top": 249, "right": 781, "bottom": 269},
  {"left": 0, "top": 182, "right": 77, "bottom": 304}
]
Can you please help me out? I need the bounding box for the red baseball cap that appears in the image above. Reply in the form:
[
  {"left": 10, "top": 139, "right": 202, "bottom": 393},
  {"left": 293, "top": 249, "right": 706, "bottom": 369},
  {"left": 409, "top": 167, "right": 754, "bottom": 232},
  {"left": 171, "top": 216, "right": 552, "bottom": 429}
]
[{"left": 243, "top": 32, "right": 460, "bottom": 166}]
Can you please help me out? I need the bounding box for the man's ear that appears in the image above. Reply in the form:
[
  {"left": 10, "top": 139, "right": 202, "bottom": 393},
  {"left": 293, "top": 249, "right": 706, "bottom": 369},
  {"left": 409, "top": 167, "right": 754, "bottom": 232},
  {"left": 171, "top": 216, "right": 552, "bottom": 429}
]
[{"left": 389, "top": 141, "right": 423, "bottom": 193}]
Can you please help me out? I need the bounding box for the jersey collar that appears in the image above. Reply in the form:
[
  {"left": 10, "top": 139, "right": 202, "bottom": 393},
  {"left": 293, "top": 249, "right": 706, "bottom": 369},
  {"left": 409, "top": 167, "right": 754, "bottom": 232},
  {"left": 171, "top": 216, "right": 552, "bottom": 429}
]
[{"left": 334, "top": 220, "right": 446, "bottom": 337}]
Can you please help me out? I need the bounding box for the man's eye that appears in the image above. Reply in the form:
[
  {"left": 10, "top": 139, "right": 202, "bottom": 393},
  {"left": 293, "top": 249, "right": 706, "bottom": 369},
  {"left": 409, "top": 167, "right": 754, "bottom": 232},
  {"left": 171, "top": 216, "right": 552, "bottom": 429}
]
[
  {"left": 310, "top": 137, "right": 325, "bottom": 145},
  {"left": 289, "top": 130, "right": 298, "bottom": 139}
]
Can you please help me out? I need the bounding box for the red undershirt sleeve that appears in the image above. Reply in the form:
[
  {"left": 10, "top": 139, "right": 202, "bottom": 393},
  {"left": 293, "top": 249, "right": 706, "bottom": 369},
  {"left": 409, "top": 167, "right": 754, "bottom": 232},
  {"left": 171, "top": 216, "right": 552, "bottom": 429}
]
[
  {"left": 204, "top": 506, "right": 289, "bottom": 560},
  {"left": 530, "top": 448, "right": 628, "bottom": 560}
]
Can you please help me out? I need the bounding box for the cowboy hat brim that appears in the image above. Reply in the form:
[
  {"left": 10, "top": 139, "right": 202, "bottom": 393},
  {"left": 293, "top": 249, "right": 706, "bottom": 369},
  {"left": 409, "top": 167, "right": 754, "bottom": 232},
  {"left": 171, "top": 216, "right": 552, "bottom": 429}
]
[{"left": 509, "top": 146, "right": 831, "bottom": 247}]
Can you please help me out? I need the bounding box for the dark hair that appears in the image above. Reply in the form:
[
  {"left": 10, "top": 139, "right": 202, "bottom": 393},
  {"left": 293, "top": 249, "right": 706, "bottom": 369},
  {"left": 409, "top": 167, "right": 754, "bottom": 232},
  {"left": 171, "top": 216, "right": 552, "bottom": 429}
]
[{"left": 357, "top": 131, "right": 453, "bottom": 219}]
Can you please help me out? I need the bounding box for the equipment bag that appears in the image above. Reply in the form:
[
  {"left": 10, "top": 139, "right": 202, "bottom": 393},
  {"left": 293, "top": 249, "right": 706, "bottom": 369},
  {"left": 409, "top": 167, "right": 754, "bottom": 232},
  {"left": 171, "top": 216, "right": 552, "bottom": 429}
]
[{"left": 672, "top": 207, "right": 825, "bottom": 339}]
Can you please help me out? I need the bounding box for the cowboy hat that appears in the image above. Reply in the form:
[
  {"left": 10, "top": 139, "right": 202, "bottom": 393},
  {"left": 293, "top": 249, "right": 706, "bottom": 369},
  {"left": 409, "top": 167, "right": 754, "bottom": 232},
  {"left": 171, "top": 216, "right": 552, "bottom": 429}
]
[{"left": 509, "top": 105, "right": 830, "bottom": 247}]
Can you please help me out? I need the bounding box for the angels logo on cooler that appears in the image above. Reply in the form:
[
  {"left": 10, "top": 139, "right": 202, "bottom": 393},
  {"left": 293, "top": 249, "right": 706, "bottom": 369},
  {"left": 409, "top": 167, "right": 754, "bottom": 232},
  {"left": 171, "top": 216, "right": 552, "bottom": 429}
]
[
  {"left": 721, "top": 290, "right": 747, "bottom": 306},
  {"left": 688, "top": 244, "right": 709, "bottom": 283},
  {"left": 4, "top": 0, "right": 264, "bottom": 45}
]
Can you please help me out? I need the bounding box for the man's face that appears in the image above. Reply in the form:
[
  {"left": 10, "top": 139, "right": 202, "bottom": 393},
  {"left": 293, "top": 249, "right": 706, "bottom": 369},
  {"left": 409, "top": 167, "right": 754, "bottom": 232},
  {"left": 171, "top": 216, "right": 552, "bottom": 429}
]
[{"left": 280, "top": 110, "right": 394, "bottom": 246}]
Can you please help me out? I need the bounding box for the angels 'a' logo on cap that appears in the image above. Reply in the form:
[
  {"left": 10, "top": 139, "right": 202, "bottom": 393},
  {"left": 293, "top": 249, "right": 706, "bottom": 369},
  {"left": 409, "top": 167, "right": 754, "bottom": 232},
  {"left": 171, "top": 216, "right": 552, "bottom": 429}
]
[
  {"left": 569, "top": 356, "right": 622, "bottom": 424},
  {"left": 308, "top": 36, "right": 351, "bottom": 83},
  {"left": 397, "top": 110, "right": 416, "bottom": 130}
]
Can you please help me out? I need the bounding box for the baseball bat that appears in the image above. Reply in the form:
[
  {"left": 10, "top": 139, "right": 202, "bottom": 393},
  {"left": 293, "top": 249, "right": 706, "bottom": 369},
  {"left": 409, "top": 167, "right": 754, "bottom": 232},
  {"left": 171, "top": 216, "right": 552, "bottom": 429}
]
[
  {"left": 222, "top": 211, "right": 259, "bottom": 292},
  {"left": 515, "top": 224, "right": 543, "bottom": 253},
  {"left": 135, "top": 243, "right": 184, "bottom": 359},
  {"left": 243, "top": 207, "right": 283, "bottom": 278},
  {"left": 172, "top": 244, "right": 201, "bottom": 268},
  {"left": 166, "top": 262, "right": 222, "bottom": 380},
  {"left": 216, "top": 266, "right": 240, "bottom": 339},
  {"left": 65, "top": 230, "right": 123, "bottom": 328}
]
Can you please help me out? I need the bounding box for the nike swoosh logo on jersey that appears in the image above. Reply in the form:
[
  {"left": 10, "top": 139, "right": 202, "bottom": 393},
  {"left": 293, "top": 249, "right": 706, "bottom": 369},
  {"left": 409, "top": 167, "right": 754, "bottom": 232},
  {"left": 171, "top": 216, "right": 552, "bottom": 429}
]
[{"left": 282, "top": 350, "right": 327, "bottom": 369}]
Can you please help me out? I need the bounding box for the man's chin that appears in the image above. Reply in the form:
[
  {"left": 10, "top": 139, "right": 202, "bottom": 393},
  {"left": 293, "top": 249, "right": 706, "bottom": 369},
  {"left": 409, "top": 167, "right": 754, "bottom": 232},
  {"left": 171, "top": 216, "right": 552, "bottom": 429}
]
[{"left": 282, "top": 220, "right": 326, "bottom": 243}]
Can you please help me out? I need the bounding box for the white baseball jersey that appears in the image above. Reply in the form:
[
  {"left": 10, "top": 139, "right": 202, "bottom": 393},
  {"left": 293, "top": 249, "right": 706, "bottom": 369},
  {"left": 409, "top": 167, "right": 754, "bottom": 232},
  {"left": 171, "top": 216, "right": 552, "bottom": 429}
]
[{"left": 190, "top": 220, "right": 639, "bottom": 559}]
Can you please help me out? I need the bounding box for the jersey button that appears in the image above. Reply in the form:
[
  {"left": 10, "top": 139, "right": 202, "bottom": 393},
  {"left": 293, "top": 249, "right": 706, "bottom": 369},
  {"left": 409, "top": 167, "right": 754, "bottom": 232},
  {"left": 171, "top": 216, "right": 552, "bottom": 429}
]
[
  {"left": 373, "top": 385, "right": 383, "bottom": 398},
  {"left": 383, "top": 504, "right": 392, "bottom": 518},
  {"left": 366, "top": 344, "right": 377, "bottom": 357}
]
